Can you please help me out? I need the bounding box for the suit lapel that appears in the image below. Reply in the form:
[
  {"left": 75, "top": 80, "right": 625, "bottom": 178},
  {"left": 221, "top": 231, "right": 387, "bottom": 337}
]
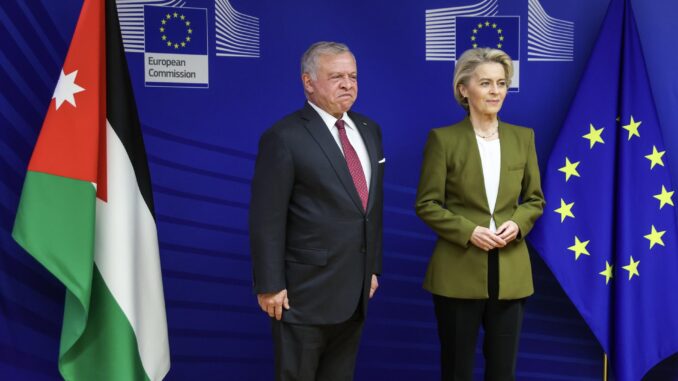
[
  {"left": 496, "top": 120, "right": 511, "bottom": 206},
  {"left": 462, "top": 118, "right": 491, "bottom": 215},
  {"left": 300, "top": 104, "right": 365, "bottom": 213}
]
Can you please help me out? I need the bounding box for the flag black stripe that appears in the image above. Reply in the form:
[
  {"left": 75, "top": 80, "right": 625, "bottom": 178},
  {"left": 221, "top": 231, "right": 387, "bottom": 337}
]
[{"left": 105, "top": 0, "right": 155, "bottom": 217}]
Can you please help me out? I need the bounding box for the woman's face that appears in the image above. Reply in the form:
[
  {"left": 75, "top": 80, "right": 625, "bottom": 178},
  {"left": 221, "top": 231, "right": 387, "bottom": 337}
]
[{"left": 459, "top": 62, "right": 508, "bottom": 118}]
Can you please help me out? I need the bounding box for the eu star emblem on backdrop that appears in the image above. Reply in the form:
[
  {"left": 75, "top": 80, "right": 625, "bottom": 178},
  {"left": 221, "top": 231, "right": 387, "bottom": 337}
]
[
  {"left": 143, "top": 5, "right": 208, "bottom": 88},
  {"left": 455, "top": 16, "right": 520, "bottom": 89},
  {"left": 529, "top": 0, "right": 678, "bottom": 379},
  {"left": 144, "top": 6, "right": 206, "bottom": 54}
]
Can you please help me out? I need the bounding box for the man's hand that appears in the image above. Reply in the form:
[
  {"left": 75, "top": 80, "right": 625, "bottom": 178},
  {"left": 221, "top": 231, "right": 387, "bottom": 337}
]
[
  {"left": 369, "top": 274, "right": 379, "bottom": 299},
  {"left": 496, "top": 220, "right": 520, "bottom": 244},
  {"left": 470, "top": 226, "right": 506, "bottom": 251},
  {"left": 257, "top": 289, "right": 290, "bottom": 320}
]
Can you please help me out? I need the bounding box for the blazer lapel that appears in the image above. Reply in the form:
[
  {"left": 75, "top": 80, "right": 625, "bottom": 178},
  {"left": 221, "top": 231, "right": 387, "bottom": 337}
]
[
  {"left": 300, "top": 104, "right": 365, "bottom": 213},
  {"left": 350, "top": 112, "right": 379, "bottom": 214},
  {"left": 496, "top": 120, "right": 511, "bottom": 206},
  {"left": 462, "top": 118, "right": 492, "bottom": 215}
]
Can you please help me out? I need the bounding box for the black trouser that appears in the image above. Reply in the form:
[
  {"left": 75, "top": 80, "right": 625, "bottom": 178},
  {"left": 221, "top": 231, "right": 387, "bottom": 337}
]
[
  {"left": 432, "top": 249, "right": 525, "bottom": 381},
  {"left": 271, "top": 309, "right": 364, "bottom": 381}
]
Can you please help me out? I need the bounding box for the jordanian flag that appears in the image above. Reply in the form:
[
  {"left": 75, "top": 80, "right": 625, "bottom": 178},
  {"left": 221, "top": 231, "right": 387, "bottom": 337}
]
[{"left": 12, "top": 0, "right": 170, "bottom": 379}]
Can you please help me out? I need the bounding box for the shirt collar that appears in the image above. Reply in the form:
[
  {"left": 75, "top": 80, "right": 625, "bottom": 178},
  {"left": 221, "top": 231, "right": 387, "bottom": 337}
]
[{"left": 307, "top": 101, "right": 356, "bottom": 131}]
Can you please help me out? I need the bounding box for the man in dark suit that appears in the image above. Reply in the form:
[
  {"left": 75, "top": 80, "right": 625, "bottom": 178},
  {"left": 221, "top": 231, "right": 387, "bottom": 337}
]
[{"left": 249, "top": 41, "right": 384, "bottom": 381}]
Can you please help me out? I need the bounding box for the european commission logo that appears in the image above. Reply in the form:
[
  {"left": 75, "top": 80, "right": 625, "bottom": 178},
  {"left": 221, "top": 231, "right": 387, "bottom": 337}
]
[
  {"left": 425, "top": 0, "right": 574, "bottom": 90},
  {"left": 456, "top": 16, "right": 520, "bottom": 87},
  {"left": 115, "top": 0, "right": 261, "bottom": 89},
  {"left": 144, "top": 6, "right": 208, "bottom": 88}
]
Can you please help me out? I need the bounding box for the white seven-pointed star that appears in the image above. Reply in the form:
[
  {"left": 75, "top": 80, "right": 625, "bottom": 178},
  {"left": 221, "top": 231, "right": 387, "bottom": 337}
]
[{"left": 53, "top": 69, "right": 85, "bottom": 110}]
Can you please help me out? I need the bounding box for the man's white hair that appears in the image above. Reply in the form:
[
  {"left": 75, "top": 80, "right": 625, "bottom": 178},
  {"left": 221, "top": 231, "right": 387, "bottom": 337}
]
[{"left": 301, "top": 41, "right": 353, "bottom": 80}]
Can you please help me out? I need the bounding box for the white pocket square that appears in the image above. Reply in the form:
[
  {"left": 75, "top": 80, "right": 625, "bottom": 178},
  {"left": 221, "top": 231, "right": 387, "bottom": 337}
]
[{"left": 378, "top": 158, "right": 386, "bottom": 164}]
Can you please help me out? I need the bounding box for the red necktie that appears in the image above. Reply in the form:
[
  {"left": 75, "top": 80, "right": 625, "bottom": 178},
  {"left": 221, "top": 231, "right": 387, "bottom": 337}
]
[{"left": 336, "top": 119, "right": 369, "bottom": 211}]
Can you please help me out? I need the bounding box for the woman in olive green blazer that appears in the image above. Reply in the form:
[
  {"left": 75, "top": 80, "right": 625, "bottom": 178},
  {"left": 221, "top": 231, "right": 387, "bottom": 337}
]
[{"left": 415, "top": 48, "right": 545, "bottom": 381}]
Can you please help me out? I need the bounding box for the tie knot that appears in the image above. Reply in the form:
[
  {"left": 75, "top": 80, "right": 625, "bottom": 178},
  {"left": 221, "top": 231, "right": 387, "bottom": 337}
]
[{"left": 335, "top": 119, "right": 346, "bottom": 130}]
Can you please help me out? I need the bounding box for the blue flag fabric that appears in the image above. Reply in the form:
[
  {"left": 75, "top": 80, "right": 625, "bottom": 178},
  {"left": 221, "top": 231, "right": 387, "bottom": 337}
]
[{"left": 529, "top": 0, "right": 678, "bottom": 380}]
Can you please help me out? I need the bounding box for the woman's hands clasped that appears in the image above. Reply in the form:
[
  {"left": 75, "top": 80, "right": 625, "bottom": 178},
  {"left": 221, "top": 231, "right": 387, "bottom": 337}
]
[{"left": 470, "top": 220, "right": 520, "bottom": 251}]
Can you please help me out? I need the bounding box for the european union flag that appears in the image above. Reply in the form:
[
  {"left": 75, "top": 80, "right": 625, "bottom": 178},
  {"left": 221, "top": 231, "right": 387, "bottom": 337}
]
[
  {"left": 144, "top": 5, "right": 207, "bottom": 55},
  {"left": 455, "top": 16, "right": 519, "bottom": 60},
  {"left": 530, "top": 0, "right": 678, "bottom": 380}
]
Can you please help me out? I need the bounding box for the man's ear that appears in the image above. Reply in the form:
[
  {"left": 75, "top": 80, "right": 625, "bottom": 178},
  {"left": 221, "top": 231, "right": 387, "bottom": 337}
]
[{"left": 302, "top": 73, "right": 314, "bottom": 94}]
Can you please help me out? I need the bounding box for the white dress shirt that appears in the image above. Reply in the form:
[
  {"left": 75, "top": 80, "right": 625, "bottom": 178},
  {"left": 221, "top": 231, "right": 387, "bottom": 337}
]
[
  {"left": 308, "top": 101, "right": 372, "bottom": 189},
  {"left": 476, "top": 136, "right": 501, "bottom": 232}
]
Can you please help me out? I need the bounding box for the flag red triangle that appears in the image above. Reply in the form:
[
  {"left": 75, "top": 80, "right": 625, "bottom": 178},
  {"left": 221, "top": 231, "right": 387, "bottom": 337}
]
[{"left": 28, "top": 0, "right": 107, "bottom": 200}]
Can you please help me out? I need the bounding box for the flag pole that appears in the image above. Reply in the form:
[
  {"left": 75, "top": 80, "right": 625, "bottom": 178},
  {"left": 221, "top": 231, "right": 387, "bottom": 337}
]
[{"left": 603, "top": 354, "right": 608, "bottom": 381}]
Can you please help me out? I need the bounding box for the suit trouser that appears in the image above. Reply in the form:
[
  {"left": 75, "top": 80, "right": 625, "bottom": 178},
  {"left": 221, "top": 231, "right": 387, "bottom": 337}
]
[
  {"left": 271, "top": 309, "right": 364, "bottom": 381},
  {"left": 432, "top": 249, "right": 525, "bottom": 381}
]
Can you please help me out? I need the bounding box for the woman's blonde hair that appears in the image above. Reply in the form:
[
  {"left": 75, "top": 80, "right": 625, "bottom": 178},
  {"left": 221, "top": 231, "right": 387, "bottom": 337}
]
[{"left": 453, "top": 48, "right": 513, "bottom": 111}]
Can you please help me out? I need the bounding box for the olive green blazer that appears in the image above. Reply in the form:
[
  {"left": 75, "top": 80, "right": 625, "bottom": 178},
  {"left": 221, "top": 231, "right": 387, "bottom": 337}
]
[{"left": 415, "top": 117, "right": 545, "bottom": 299}]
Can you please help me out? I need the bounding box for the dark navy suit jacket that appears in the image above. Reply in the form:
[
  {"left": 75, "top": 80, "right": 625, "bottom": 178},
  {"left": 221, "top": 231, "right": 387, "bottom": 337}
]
[{"left": 249, "top": 102, "right": 384, "bottom": 324}]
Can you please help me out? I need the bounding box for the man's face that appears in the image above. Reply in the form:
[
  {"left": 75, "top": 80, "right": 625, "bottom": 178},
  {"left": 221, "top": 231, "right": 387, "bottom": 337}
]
[{"left": 303, "top": 52, "right": 358, "bottom": 119}]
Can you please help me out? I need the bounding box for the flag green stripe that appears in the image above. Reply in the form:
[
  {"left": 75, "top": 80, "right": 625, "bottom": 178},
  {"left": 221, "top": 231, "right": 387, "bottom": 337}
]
[
  {"left": 12, "top": 171, "right": 149, "bottom": 380},
  {"left": 12, "top": 170, "right": 95, "bottom": 371},
  {"left": 61, "top": 265, "right": 149, "bottom": 381},
  {"left": 13, "top": 171, "right": 96, "bottom": 354}
]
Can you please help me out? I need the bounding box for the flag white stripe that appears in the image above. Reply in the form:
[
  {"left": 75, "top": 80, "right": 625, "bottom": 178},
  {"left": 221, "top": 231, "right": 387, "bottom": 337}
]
[{"left": 94, "top": 120, "right": 170, "bottom": 381}]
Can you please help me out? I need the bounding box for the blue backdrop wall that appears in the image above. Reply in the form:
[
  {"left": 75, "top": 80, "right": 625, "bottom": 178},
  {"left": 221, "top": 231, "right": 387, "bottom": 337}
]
[{"left": 2, "top": 0, "right": 678, "bottom": 380}]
